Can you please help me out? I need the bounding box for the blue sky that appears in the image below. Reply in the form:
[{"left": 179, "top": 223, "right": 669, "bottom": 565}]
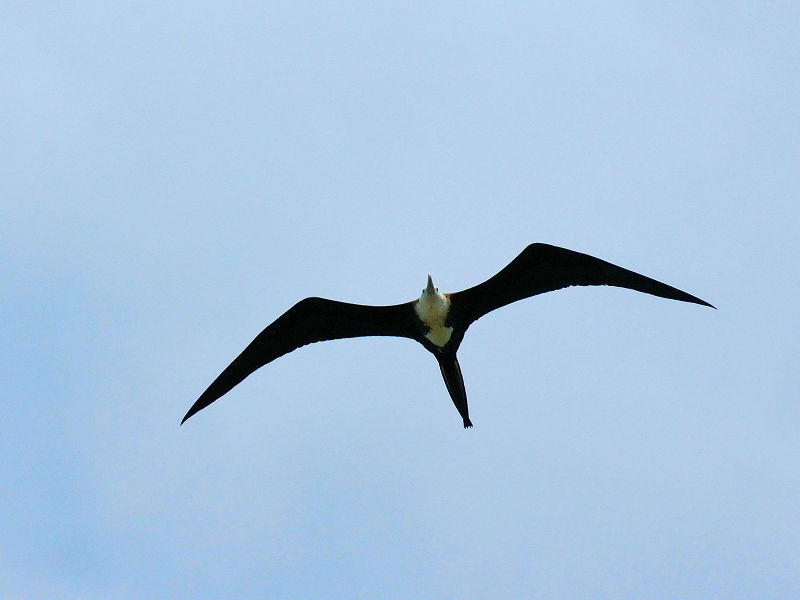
[{"left": 3, "top": 2, "right": 799, "bottom": 598}]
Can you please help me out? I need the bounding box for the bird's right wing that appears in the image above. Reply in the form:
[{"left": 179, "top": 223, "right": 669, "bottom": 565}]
[
  {"left": 182, "top": 298, "right": 418, "bottom": 423},
  {"left": 449, "top": 243, "right": 714, "bottom": 326}
]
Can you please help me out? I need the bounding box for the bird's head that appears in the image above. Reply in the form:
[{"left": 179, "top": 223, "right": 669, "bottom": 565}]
[{"left": 423, "top": 274, "right": 437, "bottom": 296}]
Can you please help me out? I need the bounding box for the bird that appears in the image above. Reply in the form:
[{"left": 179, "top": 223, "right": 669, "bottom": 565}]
[{"left": 182, "top": 243, "right": 714, "bottom": 428}]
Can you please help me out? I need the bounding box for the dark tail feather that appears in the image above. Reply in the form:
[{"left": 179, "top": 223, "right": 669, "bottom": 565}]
[{"left": 438, "top": 355, "right": 472, "bottom": 428}]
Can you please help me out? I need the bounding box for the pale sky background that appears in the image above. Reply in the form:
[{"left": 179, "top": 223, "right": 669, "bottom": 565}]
[{"left": 3, "top": 2, "right": 799, "bottom": 598}]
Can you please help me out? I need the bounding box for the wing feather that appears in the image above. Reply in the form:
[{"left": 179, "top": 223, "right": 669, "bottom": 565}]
[
  {"left": 182, "top": 298, "right": 418, "bottom": 423},
  {"left": 450, "top": 243, "right": 714, "bottom": 325}
]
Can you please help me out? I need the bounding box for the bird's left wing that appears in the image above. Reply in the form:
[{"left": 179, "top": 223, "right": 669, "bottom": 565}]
[
  {"left": 448, "top": 243, "right": 714, "bottom": 327},
  {"left": 182, "top": 298, "right": 418, "bottom": 423}
]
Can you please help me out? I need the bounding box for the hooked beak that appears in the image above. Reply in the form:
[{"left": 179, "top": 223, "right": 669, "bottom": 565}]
[{"left": 426, "top": 274, "right": 436, "bottom": 294}]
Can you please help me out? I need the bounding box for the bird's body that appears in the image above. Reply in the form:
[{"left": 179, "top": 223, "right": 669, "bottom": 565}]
[
  {"left": 414, "top": 277, "right": 454, "bottom": 347},
  {"left": 182, "top": 243, "right": 714, "bottom": 428}
]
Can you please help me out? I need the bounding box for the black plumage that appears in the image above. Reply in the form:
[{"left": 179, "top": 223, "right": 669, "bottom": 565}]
[{"left": 182, "top": 243, "right": 713, "bottom": 427}]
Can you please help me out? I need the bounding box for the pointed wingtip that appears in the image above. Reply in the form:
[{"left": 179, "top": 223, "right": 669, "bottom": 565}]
[
  {"left": 695, "top": 297, "right": 717, "bottom": 310},
  {"left": 181, "top": 390, "right": 216, "bottom": 425},
  {"left": 675, "top": 289, "right": 715, "bottom": 310},
  {"left": 180, "top": 404, "right": 199, "bottom": 426}
]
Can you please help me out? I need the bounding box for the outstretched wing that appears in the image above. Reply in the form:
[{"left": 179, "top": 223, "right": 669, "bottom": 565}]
[
  {"left": 449, "top": 243, "right": 714, "bottom": 326},
  {"left": 182, "top": 297, "right": 418, "bottom": 423}
]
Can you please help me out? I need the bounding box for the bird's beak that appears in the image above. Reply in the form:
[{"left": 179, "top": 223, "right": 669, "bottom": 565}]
[{"left": 426, "top": 274, "right": 436, "bottom": 294}]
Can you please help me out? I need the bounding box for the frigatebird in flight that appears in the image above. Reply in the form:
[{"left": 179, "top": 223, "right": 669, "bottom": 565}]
[{"left": 182, "top": 243, "right": 713, "bottom": 428}]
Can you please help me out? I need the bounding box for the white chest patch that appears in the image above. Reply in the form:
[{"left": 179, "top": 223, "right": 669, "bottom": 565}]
[
  {"left": 424, "top": 323, "right": 454, "bottom": 347},
  {"left": 415, "top": 292, "right": 453, "bottom": 347}
]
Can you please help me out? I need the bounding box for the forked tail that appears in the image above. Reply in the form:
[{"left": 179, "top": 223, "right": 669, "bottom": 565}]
[{"left": 438, "top": 355, "right": 472, "bottom": 428}]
